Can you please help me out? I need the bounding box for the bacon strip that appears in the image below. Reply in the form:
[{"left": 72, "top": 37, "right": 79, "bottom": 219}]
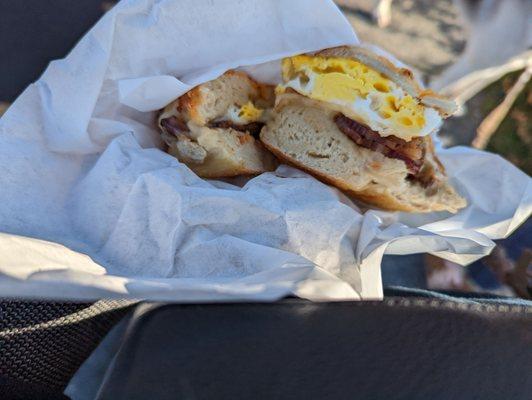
[
  {"left": 160, "top": 116, "right": 189, "bottom": 135},
  {"left": 334, "top": 113, "right": 425, "bottom": 175},
  {"left": 208, "top": 120, "right": 265, "bottom": 138},
  {"left": 161, "top": 116, "right": 264, "bottom": 139},
  {"left": 406, "top": 164, "right": 436, "bottom": 189}
]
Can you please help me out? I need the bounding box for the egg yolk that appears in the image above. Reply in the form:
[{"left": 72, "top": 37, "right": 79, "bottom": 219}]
[
  {"left": 281, "top": 55, "right": 426, "bottom": 131},
  {"left": 238, "top": 101, "right": 263, "bottom": 122}
]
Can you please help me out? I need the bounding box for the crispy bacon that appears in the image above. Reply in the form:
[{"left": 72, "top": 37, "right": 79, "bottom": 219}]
[
  {"left": 208, "top": 120, "right": 265, "bottom": 138},
  {"left": 160, "top": 116, "right": 189, "bottom": 135},
  {"left": 334, "top": 113, "right": 425, "bottom": 175},
  {"left": 407, "top": 163, "right": 438, "bottom": 189},
  {"left": 161, "top": 116, "right": 264, "bottom": 139},
  {"left": 334, "top": 113, "right": 439, "bottom": 187}
]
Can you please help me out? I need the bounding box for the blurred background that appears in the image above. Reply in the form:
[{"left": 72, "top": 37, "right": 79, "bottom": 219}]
[{"left": 0, "top": 0, "right": 530, "bottom": 298}]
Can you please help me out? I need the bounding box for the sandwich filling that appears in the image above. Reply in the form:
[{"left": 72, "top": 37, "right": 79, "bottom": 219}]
[
  {"left": 160, "top": 101, "right": 267, "bottom": 140},
  {"left": 280, "top": 55, "right": 442, "bottom": 141},
  {"left": 279, "top": 54, "right": 447, "bottom": 188},
  {"left": 334, "top": 114, "right": 424, "bottom": 175}
]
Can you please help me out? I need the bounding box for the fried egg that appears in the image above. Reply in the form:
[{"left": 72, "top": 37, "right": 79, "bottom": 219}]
[
  {"left": 280, "top": 55, "right": 442, "bottom": 141},
  {"left": 225, "top": 101, "right": 264, "bottom": 124}
]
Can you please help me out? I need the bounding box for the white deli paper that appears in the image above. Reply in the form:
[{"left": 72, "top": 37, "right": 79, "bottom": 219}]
[{"left": 0, "top": 0, "right": 530, "bottom": 302}]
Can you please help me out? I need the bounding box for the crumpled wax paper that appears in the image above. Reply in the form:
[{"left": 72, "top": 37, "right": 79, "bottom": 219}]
[{"left": 0, "top": 0, "right": 530, "bottom": 302}]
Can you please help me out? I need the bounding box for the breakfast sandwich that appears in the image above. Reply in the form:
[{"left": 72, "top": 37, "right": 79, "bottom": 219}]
[
  {"left": 158, "top": 70, "right": 277, "bottom": 178},
  {"left": 260, "top": 46, "right": 467, "bottom": 213}
]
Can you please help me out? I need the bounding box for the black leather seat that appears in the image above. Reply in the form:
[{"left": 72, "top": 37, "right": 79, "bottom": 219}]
[{"left": 95, "top": 298, "right": 532, "bottom": 400}]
